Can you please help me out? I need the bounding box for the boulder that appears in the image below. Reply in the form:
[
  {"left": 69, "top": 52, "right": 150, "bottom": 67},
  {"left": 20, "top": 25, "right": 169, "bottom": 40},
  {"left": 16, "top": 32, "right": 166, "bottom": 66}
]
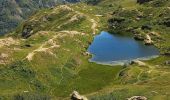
[
  {"left": 70, "top": 91, "right": 88, "bottom": 100},
  {"left": 42, "top": 16, "right": 48, "bottom": 22},
  {"left": 127, "top": 96, "right": 147, "bottom": 100},
  {"left": 144, "top": 34, "right": 153, "bottom": 45},
  {"left": 83, "top": 52, "right": 91, "bottom": 56},
  {"left": 134, "top": 34, "right": 145, "bottom": 41},
  {"left": 165, "top": 61, "right": 170, "bottom": 65},
  {"left": 132, "top": 29, "right": 146, "bottom": 41},
  {"left": 22, "top": 27, "right": 34, "bottom": 38}
]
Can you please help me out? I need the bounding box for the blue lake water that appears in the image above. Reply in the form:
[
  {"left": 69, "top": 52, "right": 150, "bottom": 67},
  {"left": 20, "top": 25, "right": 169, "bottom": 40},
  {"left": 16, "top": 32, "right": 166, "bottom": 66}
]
[{"left": 88, "top": 31, "right": 159, "bottom": 65}]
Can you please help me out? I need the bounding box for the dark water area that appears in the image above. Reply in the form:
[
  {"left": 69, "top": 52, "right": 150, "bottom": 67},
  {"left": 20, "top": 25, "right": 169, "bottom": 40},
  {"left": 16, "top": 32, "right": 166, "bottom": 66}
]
[{"left": 88, "top": 31, "right": 159, "bottom": 65}]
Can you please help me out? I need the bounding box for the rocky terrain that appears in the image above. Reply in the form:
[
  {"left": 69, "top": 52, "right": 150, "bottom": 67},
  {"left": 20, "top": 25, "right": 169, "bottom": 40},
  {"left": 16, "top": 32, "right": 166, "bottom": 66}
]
[
  {"left": 0, "top": 0, "right": 82, "bottom": 35},
  {"left": 0, "top": 0, "right": 170, "bottom": 100}
]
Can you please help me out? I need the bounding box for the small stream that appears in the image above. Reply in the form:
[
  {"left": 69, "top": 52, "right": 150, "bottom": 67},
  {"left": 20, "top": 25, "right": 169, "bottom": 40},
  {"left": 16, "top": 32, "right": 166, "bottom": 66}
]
[{"left": 88, "top": 31, "right": 159, "bottom": 65}]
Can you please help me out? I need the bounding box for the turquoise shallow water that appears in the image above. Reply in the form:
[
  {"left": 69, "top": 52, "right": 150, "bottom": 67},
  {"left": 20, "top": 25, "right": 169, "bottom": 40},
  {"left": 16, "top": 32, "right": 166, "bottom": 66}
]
[{"left": 88, "top": 31, "right": 159, "bottom": 65}]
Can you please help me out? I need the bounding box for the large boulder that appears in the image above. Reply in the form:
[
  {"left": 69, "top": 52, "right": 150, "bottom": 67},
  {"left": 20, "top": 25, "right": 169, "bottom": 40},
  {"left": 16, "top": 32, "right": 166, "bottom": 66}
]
[{"left": 70, "top": 91, "right": 88, "bottom": 100}]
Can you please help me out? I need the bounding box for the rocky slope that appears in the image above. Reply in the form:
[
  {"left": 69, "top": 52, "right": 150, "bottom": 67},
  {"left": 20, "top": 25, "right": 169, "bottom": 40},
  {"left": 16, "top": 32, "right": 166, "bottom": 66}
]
[
  {"left": 108, "top": 0, "right": 170, "bottom": 54},
  {"left": 0, "top": 0, "right": 82, "bottom": 35}
]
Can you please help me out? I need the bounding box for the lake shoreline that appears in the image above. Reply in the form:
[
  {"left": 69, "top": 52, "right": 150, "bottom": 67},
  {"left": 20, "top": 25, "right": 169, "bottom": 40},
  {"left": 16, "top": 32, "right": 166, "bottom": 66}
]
[
  {"left": 88, "top": 31, "right": 159, "bottom": 66},
  {"left": 89, "top": 55, "right": 159, "bottom": 66}
]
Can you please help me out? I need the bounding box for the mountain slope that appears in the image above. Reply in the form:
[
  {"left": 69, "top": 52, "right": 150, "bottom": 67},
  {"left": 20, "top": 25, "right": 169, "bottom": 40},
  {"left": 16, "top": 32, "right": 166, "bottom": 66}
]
[
  {"left": 0, "top": 0, "right": 82, "bottom": 35},
  {"left": 0, "top": 3, "right": 124, "bottom": 99},
  {"left": 0, "top": 0, "right": 170, "bottom": 100}
]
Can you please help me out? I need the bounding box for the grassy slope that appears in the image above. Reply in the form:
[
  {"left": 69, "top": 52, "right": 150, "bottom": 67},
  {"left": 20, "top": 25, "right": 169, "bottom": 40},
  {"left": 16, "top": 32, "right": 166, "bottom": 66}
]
[
  {"left": 0, "top": 0, "right": 170, "bottom": 100},
  {"left": 87, "top": 0, "right": 170, "bottom": 100},
  {"left": 0, "top": 3, "right": 123, "bottom": 99}
]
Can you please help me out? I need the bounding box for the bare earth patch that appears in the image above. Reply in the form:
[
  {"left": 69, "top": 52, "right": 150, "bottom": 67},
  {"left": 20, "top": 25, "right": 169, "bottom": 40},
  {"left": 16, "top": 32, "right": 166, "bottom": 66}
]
[
  {"left": 0, "top": 37, "right": 19, "bottom": 48},
  {"left": 0, "top": 53, "right": 9, "bottom": 65},
  {"left": 26, "top": 30, "right": 85, "bottom": 61}
]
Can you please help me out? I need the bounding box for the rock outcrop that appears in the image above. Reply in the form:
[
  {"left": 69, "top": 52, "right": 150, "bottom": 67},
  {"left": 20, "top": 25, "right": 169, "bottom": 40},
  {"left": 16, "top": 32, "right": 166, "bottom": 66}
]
[
  {"left": 0, "top": 53, "right": 9, "bottom": 64},
  {"left": 165, "top": 61, "right": 170, "bottom": 65},
  {"left": 134, "top": 33, "right": 145, "bottom": 41},
  {"left": 0, "top": 37, "right": 19, "bottom": 47},
  {"left": 137, "top": 0, "right": 153, "bottom": 4},
  {"left": 149, "top": 31, "right": 160, "bottom": 37},
  {"left": 144, "top": 34, "right": 153, "bottom": 45},
  {"left": 0, "top": 0, "right": 82, "bottom": 34},
  {"left": 22, "top": 25, "right": 34, "bottom": 38},
  {"left": 70, "top": 91, "right": 88, "bottom": 100},
  {"left": 127, "top": 96, "right": 147, "bottom": 100},
  {"left": 131, "top": 60, "right": 146, "bottom": 66}
]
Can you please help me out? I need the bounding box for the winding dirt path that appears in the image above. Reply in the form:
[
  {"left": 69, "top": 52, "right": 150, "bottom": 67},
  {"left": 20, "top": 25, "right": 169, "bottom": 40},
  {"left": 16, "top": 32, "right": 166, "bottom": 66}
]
[
  {"left": 90, "top": 19, "right": 98, "bottom": 35},
  {"left": 26, "top": 34, "right": 61, "bottom": 61},
  {"left": 25, "top": 30, "right": 85, "bottom": 61},
  {"left": 65, "top": 5, "right": 98, "bottom": 35}
]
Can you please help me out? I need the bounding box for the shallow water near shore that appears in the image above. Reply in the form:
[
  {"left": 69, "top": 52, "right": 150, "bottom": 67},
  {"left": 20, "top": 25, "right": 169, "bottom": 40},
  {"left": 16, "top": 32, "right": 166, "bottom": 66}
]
[{"left": 88, "top": 31, "right": 159, "bottom": 65}]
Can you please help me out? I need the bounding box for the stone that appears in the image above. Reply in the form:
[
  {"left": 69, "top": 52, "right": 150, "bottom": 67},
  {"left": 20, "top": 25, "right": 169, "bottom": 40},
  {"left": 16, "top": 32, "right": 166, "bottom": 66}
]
[
  {"left": 165, "top": 61, "right": 170, "bottom": 65},
  {"left": 42, "top": 16, "right": 48, "bottom": 22},
  {"left": 85, "top": 52, "right": 90, "bottom": 56},
  {"left": 136, "top": 17, "right": 141, "bottom": 21},
  {"left": 95, "top": 15, "right": 103, "bottom": 17},
  {"left": 144, "top": 34, "right": 153, "bottom": 45},
  {"left": 134, "top": 34, "right": 144, "bottom": 41},
  {"left": 22, "top": 27, "right": 33, "bottom": 38},
  {"left": 127, "top": 96, "right": 147, "bottom": 100},
  {"left": 70, "top": 91, "right": 88, "bottom": 100}
]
